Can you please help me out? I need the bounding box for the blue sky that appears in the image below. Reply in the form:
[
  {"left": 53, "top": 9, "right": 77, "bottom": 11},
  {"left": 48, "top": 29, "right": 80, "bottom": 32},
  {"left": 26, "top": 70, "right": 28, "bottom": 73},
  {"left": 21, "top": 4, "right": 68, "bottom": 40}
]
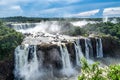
[{"left": 0, "top": 0, "right": 120, "bottom": 17}]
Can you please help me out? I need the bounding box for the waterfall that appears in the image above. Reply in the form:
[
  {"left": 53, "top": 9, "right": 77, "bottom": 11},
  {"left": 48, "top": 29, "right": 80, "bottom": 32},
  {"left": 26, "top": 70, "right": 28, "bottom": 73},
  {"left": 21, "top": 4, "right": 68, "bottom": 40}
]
[
  {"left": 11, "top": 23, "right": 36, "bottom": 30},
  {"left": 85, "top": 38, "right": 93, "bottom": 59},
  {"left": 103, "top": 16, "right": 108, "bottom": 22},
  {"left": 85, "top": 39, "right": 90, "bottom": 59},
  {"left": 85, "top": 38, "right": 94, "bottom": 64},
  {"left": 74, "top": 39, "right": 84, "bottom": 66},
  {"left": 13, "top": 38, "right": 104, "bottom": 79},
  {"left": 96, "top": 38, "right": 103, "bottom": 58},
  {"left": 59, "top": 43, "right": 74, "bottom": 77},
  {"left": 10, "top": 21, "right": 61, "bottom": 34},
  {"left": 14, "top": 44, "right": 41, "bottom": 80}
]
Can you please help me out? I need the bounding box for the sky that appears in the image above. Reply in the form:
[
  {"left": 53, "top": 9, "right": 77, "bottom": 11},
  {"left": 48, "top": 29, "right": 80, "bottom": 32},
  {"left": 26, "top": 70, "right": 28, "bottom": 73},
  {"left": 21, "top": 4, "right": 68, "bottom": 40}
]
[{"left": 0, "top": 0, "right": 120, "bottom": 18}]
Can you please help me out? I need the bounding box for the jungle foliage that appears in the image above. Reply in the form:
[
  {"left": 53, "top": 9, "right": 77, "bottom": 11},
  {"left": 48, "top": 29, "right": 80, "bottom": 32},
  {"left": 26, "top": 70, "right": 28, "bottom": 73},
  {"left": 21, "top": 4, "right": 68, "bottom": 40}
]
[
  {"left": 0, "top": 20, "right": 24, "bottom": 60},
  {"left": 84, "top": 22, "right": 120, "bottom": 39},
  {"left": 78, "top": 58, "right": 120, "bottom": 80}
]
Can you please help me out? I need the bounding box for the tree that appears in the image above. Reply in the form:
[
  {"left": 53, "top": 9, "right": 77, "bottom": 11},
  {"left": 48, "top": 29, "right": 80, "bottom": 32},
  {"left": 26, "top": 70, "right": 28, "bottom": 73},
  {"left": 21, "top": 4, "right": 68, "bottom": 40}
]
[{"left": 0, "top": 21, "right": 24, "bottom": 60}]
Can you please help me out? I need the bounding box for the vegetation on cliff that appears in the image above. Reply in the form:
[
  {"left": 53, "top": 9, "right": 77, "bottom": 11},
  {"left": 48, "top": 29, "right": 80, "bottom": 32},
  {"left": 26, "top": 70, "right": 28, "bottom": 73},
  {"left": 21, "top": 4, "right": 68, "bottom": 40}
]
[
  {"left": 84, "top": 22, "right": 120, "bottom": 39},
  {"left": 64, "top": 26, "right": 86, "bottom": 36},
  {"left": 0, "top": 21, "right": 24, "bottom": 60},
  {"left": 78, "top": 58, "right": 120, "bottom": 80},
  {"left": 61, "top": 21, "right": 120, "bottom": 38}
]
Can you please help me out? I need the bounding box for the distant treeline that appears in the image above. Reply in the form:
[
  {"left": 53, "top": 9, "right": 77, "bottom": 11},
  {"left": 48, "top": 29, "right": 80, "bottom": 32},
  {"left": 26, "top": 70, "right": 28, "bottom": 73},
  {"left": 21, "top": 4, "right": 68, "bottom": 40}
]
[{"left": 1, "top": 16, "right": 120, "bottom": 23}]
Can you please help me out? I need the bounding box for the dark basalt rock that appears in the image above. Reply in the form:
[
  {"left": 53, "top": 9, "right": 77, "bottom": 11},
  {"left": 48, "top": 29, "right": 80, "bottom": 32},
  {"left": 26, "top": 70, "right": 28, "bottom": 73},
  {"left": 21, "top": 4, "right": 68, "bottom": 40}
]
[
  {"left": 66, "top": 42, "right": 76, "bottom": 66},
  {"left": 0, "top": 59, "right": 14, "bottom": 80},
  {"left": 80, "top": 39, "right": 85, "bottom": 56},
  {"left": 102, "top": 36, "right": 120, "bottom": 57},
  {"left": 28, "top": 45, "right": 35, "bottom": 62},
  {"left": 37, "top": 43, "right": 60, "bottom": 51},
  {"left": 90, "top": 38, "right": 97, "bottom": 58},
  {"left": 37, "top": 44, "right": 62, "bottom": 70}
]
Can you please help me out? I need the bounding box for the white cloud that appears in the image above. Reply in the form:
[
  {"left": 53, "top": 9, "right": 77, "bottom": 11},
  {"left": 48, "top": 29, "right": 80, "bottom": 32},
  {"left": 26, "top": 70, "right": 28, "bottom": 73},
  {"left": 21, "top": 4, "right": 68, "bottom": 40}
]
[
  {"left": 0, "top": 0, "right": 33, "bottom": 5},
  {"left": 0, "top": 0, "right": 81, "bottom": 17},
  {"left": 0, "top": 0, "right": 25, "bottom": 17},
  {"left": 34, "top": 6, "right": 75, "bottom": 17},
  {"left": 40, "top": 8, "right": 59, "bottom": 14},
  {"left": 0, "top": 5, "right": 23, "bottom": 17},
  {"left": 0, "top": 0, "right": 77, "bottom": 6},
  {"left": 103, "top": 7, "right": 120, "bottom": 17},
  {"left": 66, "top": 9, "right": 100, "bottom": 17},
  {"left": 10, "top": 5, "right": 22, "bottom": 10}
]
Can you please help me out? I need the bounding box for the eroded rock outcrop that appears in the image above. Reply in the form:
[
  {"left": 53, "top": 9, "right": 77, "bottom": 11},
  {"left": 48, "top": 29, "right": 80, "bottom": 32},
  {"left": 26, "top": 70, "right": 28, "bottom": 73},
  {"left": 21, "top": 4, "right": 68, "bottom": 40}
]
[{"left": 102, "top": 36, "right": 120, "bottom": 57}]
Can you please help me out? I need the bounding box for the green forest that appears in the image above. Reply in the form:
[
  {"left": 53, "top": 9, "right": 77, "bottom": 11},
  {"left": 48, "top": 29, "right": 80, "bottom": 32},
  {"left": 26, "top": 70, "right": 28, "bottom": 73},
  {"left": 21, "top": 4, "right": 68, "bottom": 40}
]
[
  {"left": 84, "top": 22, "right": 120, "bottom": 39},
  {"left": 78, "top": 58, "right": 120, "bottom": 80},
  {"left": 0, "top": 21, "right": 23, "bottom": 60}
]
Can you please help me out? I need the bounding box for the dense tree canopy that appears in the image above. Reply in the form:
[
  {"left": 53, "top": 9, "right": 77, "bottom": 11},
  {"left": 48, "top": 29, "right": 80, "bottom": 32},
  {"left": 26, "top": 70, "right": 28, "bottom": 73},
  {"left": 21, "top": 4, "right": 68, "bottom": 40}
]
[
  {"left": 0, "top": 20, "right": 24, "bottom": 60},
  {"left": 84, "top": 22, "right": 120, "bottom": 39}
]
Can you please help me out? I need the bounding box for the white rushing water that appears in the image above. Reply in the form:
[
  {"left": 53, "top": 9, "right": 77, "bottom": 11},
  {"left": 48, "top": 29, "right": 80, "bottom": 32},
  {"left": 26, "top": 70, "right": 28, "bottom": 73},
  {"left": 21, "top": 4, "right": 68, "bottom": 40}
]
[
  {"left": 74, "top": 39, "right": 84, "bottom": 66},
  {"left": 96, "top": 38, "right": 103, "bottom": 58},
  {"left": 85, "top": 38, "right": 93, "bottom": 59},
  {"left": 85, "top": 38, "right": 95, "bottom": 64},
  {"left": 14, "top": 38, "right": 104, "bottom": 80},
  {"left": 71, "top": 20, "right": 98, "bottom": 27},
  {"left": 85, "top": 39, "right": 90, "bottom": 59},
  {"left": 12, "top": 23, "right": 36, "bottom": 30},
  {"left": 12, "top": 21, "right": 61, "bottom": 34},
  {"left": 103, "top": 16, "right": 108, "bottom": 22},
  {"left": 59, "top": 43, "right": 74, "bottom": 77},
  {"left": 14, "top": 44, "right": 41, "bottom": 80}
]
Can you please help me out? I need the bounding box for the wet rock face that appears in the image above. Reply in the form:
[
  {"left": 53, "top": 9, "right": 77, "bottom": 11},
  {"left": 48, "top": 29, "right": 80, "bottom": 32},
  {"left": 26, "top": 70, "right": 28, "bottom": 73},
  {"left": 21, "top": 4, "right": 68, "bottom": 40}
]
[
  {"left": 80, "top": 39, "right": 85, "bottom": 56},
  {"left": 102, "top": 37, "right": 120, "bottom": 57},
  {"left": 0, "top": 60, "right": 14, "bottom": 80},
  {"left": 28, "top": 45, "right": 36, "bottom": 62},
  {"left": 66, "top": 42, "right": 76, "bottom": 66},
  {"left": 90, "top": 38, "right": 97, "bottom": 58},
  {"left": 37, "top": 44, "right": 62, "bottom": 70},
  {"left": 79, "top": 37, "right": 120, "bottom": 58}
]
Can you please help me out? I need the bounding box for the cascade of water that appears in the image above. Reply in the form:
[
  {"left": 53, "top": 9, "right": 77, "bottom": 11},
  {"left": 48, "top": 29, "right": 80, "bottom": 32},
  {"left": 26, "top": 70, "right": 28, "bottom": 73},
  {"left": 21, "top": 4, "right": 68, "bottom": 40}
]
[
  {"left": 11, "top": 21, "right": 61, "bottom": 34},
  {"left": 85, "top": 39, "right": 90, "bottom": 59},
  {"left": 74, "top": 39, "right": 84, "bottom": 66},
  {"left": 14, "top": 44, "right": 29, "bottom": 80},
  {"left": 85, "top": 38, "right": 93, "bottom": 59},
  {"left": 99, "top": 39, "right": 103, "bottom": 57},
  {"left": 59, "top": 43, "right": 74, "bottom": 77},
  {"left": 84, "top": 39, "right": 95, "bottom": 64},
  {"left": 12, "top": 23, "right": 36, "bottom": 30},
  {"left": 14, "top": 44, "right": 40, "bottom": 80},
  {"left": 96, "top": 38, "right": 103, "bottom": 58},
  {"left": 103, "top": 16, "right": 108, "bottom": 22},
  {"left": 88, "top": 39, "right": 93, "bottom": 58}
]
